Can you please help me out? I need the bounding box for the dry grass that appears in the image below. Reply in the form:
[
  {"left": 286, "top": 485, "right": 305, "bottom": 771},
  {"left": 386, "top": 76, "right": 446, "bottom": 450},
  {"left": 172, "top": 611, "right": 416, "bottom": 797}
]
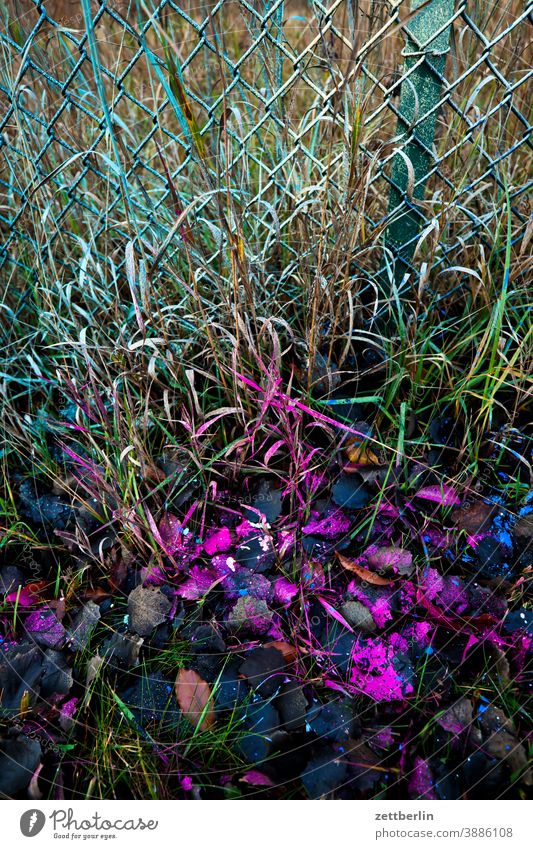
[
  {"left": 0, "top": 1, "right": 531, "bottom": 802},
  {"left": 0, "top": 0, "right": 531, "bottom": 496}
]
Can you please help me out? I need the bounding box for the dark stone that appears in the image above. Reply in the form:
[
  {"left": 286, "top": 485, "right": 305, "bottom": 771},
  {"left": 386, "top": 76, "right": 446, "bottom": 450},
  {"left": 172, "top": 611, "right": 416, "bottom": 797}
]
[
  {"left": 236, "top": 699, "right": 280, "bottom": 764},
  {"left": 503, "top": 608, "right": 533, "bottom": 635},
  {"left": 306, "top": 699, "right": 360, "bottom": 741},
  {"left": 214, "top": 660, "right": 247, "bottom": 712},
  {"left": 0, "top": 566, "right": 23, "bottom": 595},
  {"left": 431, "top": 758, "right": 463, "bottom": 801},
  {"left": 236, "top": 534, "right": 276, "bottom": 572},
  {"left": 319, "top": 623, "right": 356, "bottom": 675},
  {"left": 40, "top": 650, "right": 73, "bottom": 697},
  {"left": 239, "top": 647, "right": 285, "bottom": 697},
  {"left": 268, "top": 733, "right": 314, "bottom": 778},
  {"left": 190, "top": 653, "right": 222, "bottom": 685},
  {"left": 344, "top": 739, "right": 382, "bottom": 792},
  {"left": 0, "top": 733, "right": 42, "bottom": 797},
  {"left": 276, "top": 682, "right": 307, "bottom": 732},
  {"left": 429, "top": 415, "right": 457, "bottom": 446},
  {"left": 121, "top": 672, "right": 180, "bottom": 728},
  {"left": 475, "top": 536, "right": 514, "bottom": 580},
  {"left": 102, "top": 631, "right": 143, "bottom": 668},
  {"left": 461, "top": 751, "right": 504, "bottom": 799},
  {"left": 223, "top": 569, "right": 271, "bottom": 600},
  {"left": 67, "top": 601, "right": 101, "bottom": 650},
  {"left": 301, "top": 749, "right": 348, "bottom": 798},
  {"left": 18, "top": 480, "right": 74, "bottom": 530},
  {"left": 242, "top": 699, "right": 280, "bottom": 735},
  {"left": 0, "top": 642, "right": 42, "bottom": 716},
  {"left": 331, "top": 473, "right": 372, "bottom": 510},
  {"left": 244, "top": 480, "right": 283, "bottom": 524},
  {"left": 189, "top": 624, "right": 226, "bottom": 655},
  {"left": 302, "top": 535, "right": 350, "bottom": 558},
  {"left": 237, "top": 733, "right": 271, "bottom": 765}
]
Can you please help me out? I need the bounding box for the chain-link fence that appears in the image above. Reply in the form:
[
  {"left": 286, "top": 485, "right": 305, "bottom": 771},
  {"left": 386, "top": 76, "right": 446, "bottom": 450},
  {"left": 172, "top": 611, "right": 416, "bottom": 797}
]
[{"left": 0, "top": 0, "right": 531, "bottom": 295}]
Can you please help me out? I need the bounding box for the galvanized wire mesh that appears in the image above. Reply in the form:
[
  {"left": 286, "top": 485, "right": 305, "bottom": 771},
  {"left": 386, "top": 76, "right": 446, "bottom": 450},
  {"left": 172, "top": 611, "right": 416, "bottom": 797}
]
[{"left": 0, "top": 0, "right": 531, "bottom": 293}]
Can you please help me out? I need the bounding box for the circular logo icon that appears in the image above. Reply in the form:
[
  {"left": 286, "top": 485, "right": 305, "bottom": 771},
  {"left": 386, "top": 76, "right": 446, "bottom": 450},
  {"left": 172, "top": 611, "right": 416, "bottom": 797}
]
[{"left": 20, "top": 810, "right": 46, "bottom": 837}]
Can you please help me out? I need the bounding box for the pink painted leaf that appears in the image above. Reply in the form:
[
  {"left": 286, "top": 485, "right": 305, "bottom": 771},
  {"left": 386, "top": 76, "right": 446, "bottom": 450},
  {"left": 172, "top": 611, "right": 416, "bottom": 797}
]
[
  {"left": 264, "top": 440, "right": 286, "bottom": 466},
  {"left": 415, "top": 484, "right": 461, "bottom": 506},
  {"left": 318, "top": 597, "right": 355, "bottom": 633},
  {"left": 5, "top": 587, "right": 41, "bottom": 606},
  {"left": 240, "top": 770, "right": 275, "bottom": 787}
]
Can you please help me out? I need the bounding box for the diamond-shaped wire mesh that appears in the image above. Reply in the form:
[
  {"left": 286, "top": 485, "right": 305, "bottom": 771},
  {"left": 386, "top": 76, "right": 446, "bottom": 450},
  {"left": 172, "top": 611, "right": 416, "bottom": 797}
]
[{"left": 0, "top": 0, "right": 531, "bottom": 296}]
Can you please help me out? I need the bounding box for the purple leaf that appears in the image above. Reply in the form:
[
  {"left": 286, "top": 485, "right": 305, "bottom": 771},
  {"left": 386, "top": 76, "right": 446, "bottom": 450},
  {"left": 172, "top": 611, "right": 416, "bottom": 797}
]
[
  {"left": 415, "top": 485, "right": 460, "bottom": 507},
  {"left": 317, "top": 597, "right": 355, "bottom": 633},
  {"left": 25, "top": 610, "right": 66, "bottom": 649},
  {"left": 302, "top": 510, "right": 351, "bottom": 539},
  {"left": 240, "top": 770, "right": 275, "bottom": 787}
]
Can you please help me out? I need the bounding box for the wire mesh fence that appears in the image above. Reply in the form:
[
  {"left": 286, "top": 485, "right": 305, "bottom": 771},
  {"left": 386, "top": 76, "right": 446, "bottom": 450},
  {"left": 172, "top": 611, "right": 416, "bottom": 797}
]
[{"left": 0, "top": 0, "right": 531, "bottom": 296}]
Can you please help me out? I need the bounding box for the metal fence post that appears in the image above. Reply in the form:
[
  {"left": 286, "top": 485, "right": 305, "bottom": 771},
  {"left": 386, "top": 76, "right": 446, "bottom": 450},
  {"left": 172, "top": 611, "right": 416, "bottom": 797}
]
[{"left": 384, "top": 0, "right": 456, "bottom": 281}]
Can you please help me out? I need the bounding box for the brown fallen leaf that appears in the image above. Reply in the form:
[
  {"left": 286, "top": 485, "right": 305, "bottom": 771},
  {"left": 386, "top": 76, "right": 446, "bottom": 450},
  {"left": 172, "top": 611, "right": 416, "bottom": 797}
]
[
  {"left": 451, "top": 501, "right": 497, "bottom": 535},
  {"left": 345, "top": 438, "right": 380, "bottom": 465},
  {"left": 25, "top": 580, "right": 50, "bottom": 596},
  {"left": 336, "top": 552, "right": 392, "bottom": 585},
  {"left": 81, "top": 587, "right": 112, "bottom": 602},
  {"left": 175, "top": 668, "right": 215, "bottom": 732},
  {"left": 264, "top": 640, "right": 298, "bottom": 663}
]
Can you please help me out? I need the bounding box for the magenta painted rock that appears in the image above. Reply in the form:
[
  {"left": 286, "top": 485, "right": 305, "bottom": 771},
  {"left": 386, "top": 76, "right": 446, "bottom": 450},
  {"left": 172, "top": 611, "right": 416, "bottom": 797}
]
[
  {"left": 176, "top": 566, "right": 219, "bottom": 600},
  {"left": 203, "top": 527, "right": 232, "bottom": 555},
  {"left": 350, "top": 636, "right": 413, "bottom": 701},
  {"left": 272, "top": 577, "right": 298, "bottom": 606},
  {"left": 302, "top": 510, "right": 351, "bottom": 539}
]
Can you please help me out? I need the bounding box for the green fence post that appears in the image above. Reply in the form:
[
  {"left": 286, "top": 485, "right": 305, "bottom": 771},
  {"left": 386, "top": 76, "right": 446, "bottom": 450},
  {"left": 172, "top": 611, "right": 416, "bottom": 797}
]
[{"left": 384, "top": 0, "right": 456, "bottom": 281}]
